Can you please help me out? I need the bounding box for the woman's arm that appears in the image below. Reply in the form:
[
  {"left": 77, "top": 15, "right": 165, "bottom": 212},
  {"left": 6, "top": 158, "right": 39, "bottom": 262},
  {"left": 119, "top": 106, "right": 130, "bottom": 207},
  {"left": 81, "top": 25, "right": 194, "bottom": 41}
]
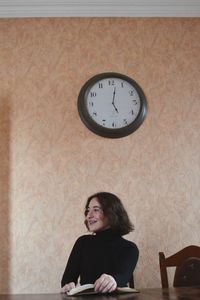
[
  {"left": 61, "top": 237, "right": 83, "bottom": 288},
  {"left": 94, "top": 243, "right": 139, "bottom": 293},
  {"left": 111, "top": 243, "right": 139, "bottom": 287}
]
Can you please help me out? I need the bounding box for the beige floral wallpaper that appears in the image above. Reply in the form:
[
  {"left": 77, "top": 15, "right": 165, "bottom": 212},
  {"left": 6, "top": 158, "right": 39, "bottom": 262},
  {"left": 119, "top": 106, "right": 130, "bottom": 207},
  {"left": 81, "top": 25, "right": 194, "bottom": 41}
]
[{"left": 0, "top": 17, "right": 200, "bottom": 294}]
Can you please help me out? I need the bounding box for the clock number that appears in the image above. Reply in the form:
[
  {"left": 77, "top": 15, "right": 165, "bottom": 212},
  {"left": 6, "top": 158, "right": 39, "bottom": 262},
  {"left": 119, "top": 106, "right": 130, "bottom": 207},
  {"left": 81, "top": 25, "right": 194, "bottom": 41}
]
[
  {"left": 90, "top": 92, "right": 97, "bottom": 97},
  {"left": 132, "top": 99, "right": 138, "bottom": 105},
  {"left": 88, "top": 101, "right": 94, "bottom": 107},
  {"left": 102, "top": 119, "right": 106, "bottom": 126},
  {"left": 123, "top": 119, "right": 128, "bottom": 125},
  {"left": 99, "top": 83, "right": 103, "bottom": 88},
  {"left": 108, "top": 80, "right": 115, "bottom": 86},
  {"left": 121, "top": 82, "right": 124, "bottom": 88},
  {"left": 129, "top": 90, "right": 134, "bottom": 96},
  {"left": 92, "top": 112, "right": 97, "bottom": 117},
  {"left": 112, "top": 122, "right": 116, "bottom": 128}
]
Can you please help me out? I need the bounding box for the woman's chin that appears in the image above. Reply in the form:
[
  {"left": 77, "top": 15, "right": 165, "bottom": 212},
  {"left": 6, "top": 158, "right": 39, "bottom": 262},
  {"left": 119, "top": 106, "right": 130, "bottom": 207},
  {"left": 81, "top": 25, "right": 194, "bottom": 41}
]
[{"left": 88, "top": 226, "right": 98, "bottom": 232}]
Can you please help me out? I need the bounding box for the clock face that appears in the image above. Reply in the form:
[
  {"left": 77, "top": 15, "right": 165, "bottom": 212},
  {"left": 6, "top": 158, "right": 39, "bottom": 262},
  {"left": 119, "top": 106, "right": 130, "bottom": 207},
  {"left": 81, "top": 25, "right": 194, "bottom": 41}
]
[
  {"left": 86, "top": 78, "right": 141, "bottom": 129},
  {"left": 78, "top": 73, "right": 147, "bottom": 138}
]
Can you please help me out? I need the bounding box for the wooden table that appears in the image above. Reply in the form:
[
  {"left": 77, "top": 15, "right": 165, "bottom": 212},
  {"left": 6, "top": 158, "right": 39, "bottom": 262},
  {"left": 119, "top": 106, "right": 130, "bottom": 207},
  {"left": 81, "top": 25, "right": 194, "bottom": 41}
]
[{"left": 0, "top": 287, "right": 200, "bottom": 300}]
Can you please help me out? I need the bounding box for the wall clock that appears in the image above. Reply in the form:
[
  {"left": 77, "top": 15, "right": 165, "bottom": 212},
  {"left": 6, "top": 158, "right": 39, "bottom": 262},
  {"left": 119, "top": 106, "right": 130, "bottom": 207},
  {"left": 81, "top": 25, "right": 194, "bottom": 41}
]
[{"left": 77, "top": 72, "right": 148, "bottom": 138}]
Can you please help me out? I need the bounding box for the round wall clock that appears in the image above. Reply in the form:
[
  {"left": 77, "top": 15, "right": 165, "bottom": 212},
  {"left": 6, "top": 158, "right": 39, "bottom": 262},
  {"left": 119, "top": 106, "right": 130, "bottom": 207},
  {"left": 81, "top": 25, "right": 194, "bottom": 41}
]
[{"left": 77, "top": 72, "right": 148, "bottom": 138}]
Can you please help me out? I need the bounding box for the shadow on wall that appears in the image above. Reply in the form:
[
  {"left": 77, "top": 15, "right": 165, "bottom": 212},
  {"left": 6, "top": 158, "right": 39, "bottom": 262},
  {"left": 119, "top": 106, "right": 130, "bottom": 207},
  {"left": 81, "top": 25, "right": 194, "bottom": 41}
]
[{"left": 0, "top": 98, "right": 10, "bottom": 293}]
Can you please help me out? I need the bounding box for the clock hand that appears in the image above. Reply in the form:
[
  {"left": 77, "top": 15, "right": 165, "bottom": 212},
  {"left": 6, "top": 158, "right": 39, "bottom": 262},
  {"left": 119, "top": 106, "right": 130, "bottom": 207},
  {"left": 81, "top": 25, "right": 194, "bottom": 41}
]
[{"left": 112, "top": 87, "right": 118, "bottom": 113}]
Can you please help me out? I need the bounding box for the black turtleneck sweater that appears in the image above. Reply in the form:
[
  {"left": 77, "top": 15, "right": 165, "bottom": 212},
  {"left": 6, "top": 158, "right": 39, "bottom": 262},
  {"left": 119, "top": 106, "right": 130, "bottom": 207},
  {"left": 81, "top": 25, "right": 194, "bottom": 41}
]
[{"left": 61, "top": 229, "right": 139, "bottom": 287}]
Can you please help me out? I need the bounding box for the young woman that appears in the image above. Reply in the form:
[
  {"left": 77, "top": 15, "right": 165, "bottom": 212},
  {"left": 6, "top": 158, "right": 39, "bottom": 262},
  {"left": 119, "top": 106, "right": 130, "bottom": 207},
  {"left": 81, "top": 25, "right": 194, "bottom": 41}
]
[{"left": 61, "top": 192, "right": 139, "bottom": 294}]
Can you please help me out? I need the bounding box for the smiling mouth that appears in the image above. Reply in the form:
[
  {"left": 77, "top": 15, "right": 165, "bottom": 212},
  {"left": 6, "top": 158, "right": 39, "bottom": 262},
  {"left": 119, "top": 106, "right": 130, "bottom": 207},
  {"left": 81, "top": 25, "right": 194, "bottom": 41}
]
[{"left": 88, "top": 220, "right": 98, "bottom": 225}]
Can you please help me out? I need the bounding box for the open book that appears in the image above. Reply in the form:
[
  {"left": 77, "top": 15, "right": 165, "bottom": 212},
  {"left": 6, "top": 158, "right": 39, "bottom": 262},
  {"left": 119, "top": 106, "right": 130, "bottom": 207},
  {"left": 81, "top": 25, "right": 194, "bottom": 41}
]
[{"left": 67, "top": 284, "right": 139, "bottom": 296}]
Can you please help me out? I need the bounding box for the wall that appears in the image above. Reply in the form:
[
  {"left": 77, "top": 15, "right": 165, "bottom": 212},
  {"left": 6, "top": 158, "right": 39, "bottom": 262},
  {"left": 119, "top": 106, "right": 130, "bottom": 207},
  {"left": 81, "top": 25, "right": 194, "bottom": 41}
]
[{"left": 0, "top": 17, "right": 200, "bottom": 293}]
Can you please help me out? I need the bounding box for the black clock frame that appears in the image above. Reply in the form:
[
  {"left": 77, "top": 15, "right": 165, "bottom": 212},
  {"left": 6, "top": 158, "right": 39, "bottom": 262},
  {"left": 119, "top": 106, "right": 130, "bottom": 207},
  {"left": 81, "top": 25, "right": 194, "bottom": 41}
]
[{"left": 77, "top": 72, "right": 148, "bottom": 138}]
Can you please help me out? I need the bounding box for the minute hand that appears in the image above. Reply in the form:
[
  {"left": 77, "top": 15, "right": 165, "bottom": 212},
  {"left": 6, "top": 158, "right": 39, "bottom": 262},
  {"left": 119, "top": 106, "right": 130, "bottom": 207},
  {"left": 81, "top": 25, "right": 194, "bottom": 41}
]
[{"left": 112, "top": 87, "right": 118, "bottom": 113}]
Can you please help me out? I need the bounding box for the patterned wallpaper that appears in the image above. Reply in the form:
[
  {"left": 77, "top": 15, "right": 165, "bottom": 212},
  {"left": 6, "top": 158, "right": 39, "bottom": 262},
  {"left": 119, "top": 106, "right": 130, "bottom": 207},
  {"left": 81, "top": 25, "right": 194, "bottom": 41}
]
[{"left": 0, "top": 18, "right": 200, "bottom": 293}]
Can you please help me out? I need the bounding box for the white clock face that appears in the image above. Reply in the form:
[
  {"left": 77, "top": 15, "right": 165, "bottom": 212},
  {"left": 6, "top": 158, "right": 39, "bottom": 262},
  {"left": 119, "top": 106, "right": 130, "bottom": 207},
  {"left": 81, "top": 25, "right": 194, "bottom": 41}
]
[{"left": 86, "top": 77, "right": 141, "bottom": 129}]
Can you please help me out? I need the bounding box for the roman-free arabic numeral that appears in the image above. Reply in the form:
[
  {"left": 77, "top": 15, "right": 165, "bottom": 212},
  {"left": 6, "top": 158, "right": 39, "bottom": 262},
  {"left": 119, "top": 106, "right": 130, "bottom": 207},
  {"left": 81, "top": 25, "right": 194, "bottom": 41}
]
[
  {"left": 123, "top": 119, "right": 128, "bottom": 125},
  {"left": 132, "top": 99, "right": 138, "bottom": 105},
  {"left": 129, "top": 90, "right": 134, "bottom": 96},
  {"left": 90, "top": 92, "right": 97, "bottom": 97},
  {"left": 102, "top": 119, "right": 106, "bottom": 126},
  {"left": 108, "top": 80, "right": 115, "bottom": 86},
  {"left": 99, "top": 83, "right": 103, "bottom": 88}
]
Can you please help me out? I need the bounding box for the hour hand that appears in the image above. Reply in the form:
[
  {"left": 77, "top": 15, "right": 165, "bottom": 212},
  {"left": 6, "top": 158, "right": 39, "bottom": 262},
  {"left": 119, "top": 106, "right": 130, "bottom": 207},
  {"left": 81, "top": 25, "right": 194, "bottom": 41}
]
[{"left": 112, "top": 87, "right": 118, "bottom": 113}]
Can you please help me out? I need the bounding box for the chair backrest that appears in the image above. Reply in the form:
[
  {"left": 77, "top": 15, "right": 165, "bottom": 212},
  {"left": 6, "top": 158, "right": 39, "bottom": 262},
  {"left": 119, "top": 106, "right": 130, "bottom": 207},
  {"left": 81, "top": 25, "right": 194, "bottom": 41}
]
[
  {"left": 174, "top": 257, "right": 200, "bottom": 287},
  {"left": 159, "top": 245, "right": 200, "bottom": 288}
]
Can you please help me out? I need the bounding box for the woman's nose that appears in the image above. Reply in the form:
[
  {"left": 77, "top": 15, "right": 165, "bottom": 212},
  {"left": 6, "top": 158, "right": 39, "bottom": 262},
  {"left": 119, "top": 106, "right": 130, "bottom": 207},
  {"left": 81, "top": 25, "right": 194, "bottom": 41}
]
[{"left": 87, "top": 210, "right": 94, "bottom": 218}]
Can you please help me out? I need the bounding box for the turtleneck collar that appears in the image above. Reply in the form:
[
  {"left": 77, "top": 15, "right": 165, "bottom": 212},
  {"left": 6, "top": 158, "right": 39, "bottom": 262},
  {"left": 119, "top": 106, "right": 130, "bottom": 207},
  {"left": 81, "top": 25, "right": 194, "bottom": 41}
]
[{"left": 94, "top": 228, "right": 120, "bottom": 240}]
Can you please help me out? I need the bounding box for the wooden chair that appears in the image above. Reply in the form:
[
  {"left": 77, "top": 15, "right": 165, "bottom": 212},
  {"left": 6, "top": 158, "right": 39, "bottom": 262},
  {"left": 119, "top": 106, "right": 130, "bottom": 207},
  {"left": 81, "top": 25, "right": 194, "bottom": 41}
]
[{"left": 159, "top": 245, "right": 200, "bottom": 288}]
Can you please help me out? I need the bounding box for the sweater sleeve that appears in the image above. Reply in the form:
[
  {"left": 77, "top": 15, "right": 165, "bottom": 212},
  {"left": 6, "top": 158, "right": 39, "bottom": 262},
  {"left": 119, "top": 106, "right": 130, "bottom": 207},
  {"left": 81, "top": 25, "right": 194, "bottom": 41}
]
[
  {"left": 111, "top": 242, "right": 139, "bottom": 287},
  {"left": 61, "top": 237, "right": 83, "bottom": 287}
]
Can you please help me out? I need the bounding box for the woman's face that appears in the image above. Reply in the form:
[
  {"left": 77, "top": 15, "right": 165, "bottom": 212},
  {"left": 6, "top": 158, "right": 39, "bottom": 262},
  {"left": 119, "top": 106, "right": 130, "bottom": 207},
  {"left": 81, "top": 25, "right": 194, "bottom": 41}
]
[{"left": 85, "top": 197, "right": 110, "bottom": 233}]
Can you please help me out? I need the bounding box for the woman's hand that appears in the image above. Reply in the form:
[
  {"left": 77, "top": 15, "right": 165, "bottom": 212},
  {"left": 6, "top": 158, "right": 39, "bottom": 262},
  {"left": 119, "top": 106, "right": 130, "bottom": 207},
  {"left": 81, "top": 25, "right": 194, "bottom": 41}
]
[
  {"left": 60, "top": 282, "right": 76, "bottom": 293},
  {"left": 94, "top": 274, "right": 117, "bottom": 293}
]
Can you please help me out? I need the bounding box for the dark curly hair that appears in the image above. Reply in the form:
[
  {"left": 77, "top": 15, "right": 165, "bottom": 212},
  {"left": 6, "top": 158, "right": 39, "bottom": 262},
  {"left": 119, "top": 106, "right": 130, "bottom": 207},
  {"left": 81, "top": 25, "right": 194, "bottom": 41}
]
[{"left": 84, "top": 192, "right": 134, "bottom": 236}]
